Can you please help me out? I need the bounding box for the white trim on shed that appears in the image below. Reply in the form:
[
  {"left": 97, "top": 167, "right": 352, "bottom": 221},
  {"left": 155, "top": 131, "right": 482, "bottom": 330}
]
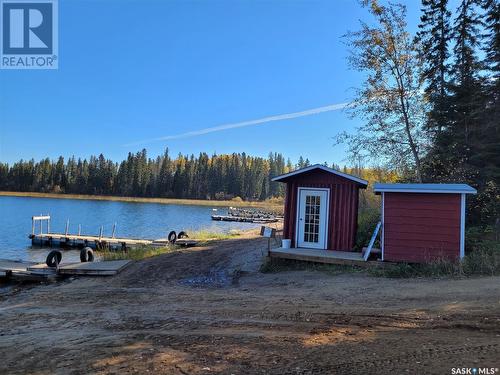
[
  {"left": 373, "top": 183, "right": 477, "bottom": 195},
  {"left": 460, "top": 193, "right": 466, "bottom": 259},
  {"left": 272, "top": 164, "right": 368, "bottom": 186},
  {"left": 381, "top": 192, "right": 385, "bottom": 261},
  {"left": 295, "top": 187, "right": 330, "bottom": 250}
]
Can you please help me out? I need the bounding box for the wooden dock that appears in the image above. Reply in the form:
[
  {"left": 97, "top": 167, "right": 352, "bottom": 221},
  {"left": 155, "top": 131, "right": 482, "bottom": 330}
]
[
  {"left": 211, "top": 215, "right": 278, "bottom": 223},
  {"left": 27, "top": 260, "right": 132, "bottom": 276},
  {"left": 29, "top": 215, "right": 199, "bottom": 250},
  {"left": 58, "top": 260, "right": 131, "bottom": 276},
  {"left": 211, "top": 207, "right": 280, "bottom": 224},
  {"left": 30, "top": 232, "right": 156, "bottom": 250},
  {"left": 30, "top": 234, "right": 201, "bottom": 250},
  {"left": 0, "top": 259, "right": 40, "bottom": 280},
  {"left": 0, "top": 259, "right": 59, "bottom": 281},
  {"left": 0, "top": 258, "right": 132, "bottom": 281}
]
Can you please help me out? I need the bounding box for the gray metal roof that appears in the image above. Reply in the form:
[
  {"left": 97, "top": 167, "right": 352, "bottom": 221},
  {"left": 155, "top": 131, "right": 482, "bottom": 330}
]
[
  {"left": 271, "top": 164, "right": 368, "bottom": 186},
  {"left": 373, "top": 183, "right": 477, "bottom": 194}
]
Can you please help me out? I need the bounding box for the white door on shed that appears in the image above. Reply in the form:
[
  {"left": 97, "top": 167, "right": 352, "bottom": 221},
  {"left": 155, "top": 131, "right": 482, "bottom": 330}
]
[{"left": 297, "top": 188, "right": 329, "bottom": 249}]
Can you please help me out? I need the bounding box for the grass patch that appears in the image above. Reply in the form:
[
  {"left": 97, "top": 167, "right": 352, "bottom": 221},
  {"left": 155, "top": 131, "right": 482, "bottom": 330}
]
[
  {"left": 101, "top": 230, "right": 241, "bottom": 260},
  {"left": 260, "top": 250, "right": 500, "bottom": 279},
  {"left": 260, "top": 257, "right": 363, "bottom": 275},
  {"left": 370, "top": 236, "right": 500, "bottom": 278},
  {"left": 187, "top": 229, "right": 241, "bottom": 242},
  {"left": 101, "top": 245, "right": 175, "bottom": 261}
]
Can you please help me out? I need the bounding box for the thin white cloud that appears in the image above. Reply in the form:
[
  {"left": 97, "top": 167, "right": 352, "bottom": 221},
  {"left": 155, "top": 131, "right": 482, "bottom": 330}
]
[{"left": 124, "top": 102, "right": 349, "bottom": 146}]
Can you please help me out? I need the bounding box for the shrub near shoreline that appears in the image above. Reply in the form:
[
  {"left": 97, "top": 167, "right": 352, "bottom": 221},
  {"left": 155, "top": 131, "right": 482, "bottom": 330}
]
[{"left": 101, "top": 230, "right": 241, "bottom": 261}]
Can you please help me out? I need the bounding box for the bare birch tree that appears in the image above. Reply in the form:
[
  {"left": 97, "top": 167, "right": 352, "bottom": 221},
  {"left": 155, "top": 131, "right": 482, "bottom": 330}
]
[{"left": 337, "top": 1, "right": 427, "bottom": 181}]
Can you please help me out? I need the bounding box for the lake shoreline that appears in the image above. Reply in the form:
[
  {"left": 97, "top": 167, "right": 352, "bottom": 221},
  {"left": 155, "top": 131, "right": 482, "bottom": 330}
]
[
  {"left": 0, "top": 191, "right": 283, "bottom": 211},
  {"left": 0, "top": 194, "right": 276, "bottom": 261}
]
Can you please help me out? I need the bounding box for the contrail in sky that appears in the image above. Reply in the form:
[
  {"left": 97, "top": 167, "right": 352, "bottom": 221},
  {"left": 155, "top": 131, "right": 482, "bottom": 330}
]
[{"left": 125, "top": 102, "right": 349, "bottom": 146}]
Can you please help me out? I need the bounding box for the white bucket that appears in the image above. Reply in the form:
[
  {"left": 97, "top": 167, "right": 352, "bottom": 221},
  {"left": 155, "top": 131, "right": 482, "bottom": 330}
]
[{"left": 282, "top": 239, "right": 291, "bottom": 249}]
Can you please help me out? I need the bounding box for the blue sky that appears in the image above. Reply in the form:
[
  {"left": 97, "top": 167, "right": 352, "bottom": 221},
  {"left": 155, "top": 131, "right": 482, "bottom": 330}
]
[{"left": 1, "top": 0, "right": 428, "bottom": 166}]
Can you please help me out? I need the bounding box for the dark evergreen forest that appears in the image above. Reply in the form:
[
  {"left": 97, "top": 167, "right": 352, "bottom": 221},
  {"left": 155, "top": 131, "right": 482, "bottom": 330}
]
[
  {"left": 418, "top": 0, "right": 499, "bottom": 225},
  {"left": 0, "top": 151, "right": 316, "bottom": 201}
]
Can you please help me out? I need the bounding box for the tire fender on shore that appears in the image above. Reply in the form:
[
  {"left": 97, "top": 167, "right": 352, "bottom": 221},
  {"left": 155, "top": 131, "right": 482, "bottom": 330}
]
[
  {"left": 168, "top": 231, "right": 177, "bottom": 243},
  {"left": 46, "top": 250, "right": 62, "bottom": 267},
  {"left": 80, "top": 247, "right": 94, "bottom": 262}
]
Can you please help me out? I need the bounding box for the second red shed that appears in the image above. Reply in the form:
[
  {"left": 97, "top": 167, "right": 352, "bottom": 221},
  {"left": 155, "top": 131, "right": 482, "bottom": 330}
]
[{"left": 373, "top": 183, "right": 477, "bottom": 263}]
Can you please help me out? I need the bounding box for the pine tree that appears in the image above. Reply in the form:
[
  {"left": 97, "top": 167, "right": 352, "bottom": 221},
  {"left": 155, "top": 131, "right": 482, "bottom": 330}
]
[
  {"left": 480, "top": 0, "right": 500, "bottom": 184},
  {"left": 53, "top": 156, "right": 65, "bottom": 191},
  {"left": 297, "top": 156, "right": 305, "bottom": 169},
  {"left": 445, "top": 0, "right": 485, "bottom": 181},
  {"left": 472, "top": 0, "right": 500, "bottom": 224},
  {"left": 416, "top": 0, "right": 451, "bottom": 135}
]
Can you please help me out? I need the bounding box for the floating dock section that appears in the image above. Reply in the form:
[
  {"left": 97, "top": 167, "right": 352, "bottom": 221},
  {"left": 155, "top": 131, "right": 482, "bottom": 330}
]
[
  {"left": 29, "top": 215, "right": 175, "bottom": 250},
  {"left": 211, "top": 207, "right": 280, "bottom": 223},
  {"left": 211, "top": 215, "right": 278, "bottom": 223},
  {"left": 0, "top": 258, "right": 132, "bottom": 281},
  {"left": 31, "top": 232, "right": 156, "bottom": 250}
]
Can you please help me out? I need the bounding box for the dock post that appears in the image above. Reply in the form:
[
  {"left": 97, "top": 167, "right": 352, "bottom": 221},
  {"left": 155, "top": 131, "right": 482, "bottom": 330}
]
[
  {"left": 32, "top": 217, "right": 35, "bottom": 236},
  {"left": 111, "top": 223, "right": 116, "bottom": 238},
  {"left": 65, "top": 219, "right": 70, "bottom": 236},
  {"left": 78, "top": 224, "right": 81, "bottom": 236},
  {"left": 99, "top": 226, "right": 103, "bottom": 240},
  {"left": 47, "top": 215, "right": 50, "bottom": 234}
]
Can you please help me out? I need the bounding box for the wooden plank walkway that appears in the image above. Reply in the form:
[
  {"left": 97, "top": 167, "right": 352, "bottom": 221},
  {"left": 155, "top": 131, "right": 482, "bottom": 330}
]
[
  {"left": 58, "top": 260, "right": 131, "bottom": 275},
  {"left": 269, "top": 248, "right": 383, "bottom": 267},
  {"left": 0, "top": 259, "right": 37, "bottom": 272},
  {"left": 0, "top": 259, "right": 60, "bottom": 281},
  {"left": 26, "top": 260, "right": 131, "bottom": 276},
  {"left": 0, "top": 259, "right": 132, "bottom": 280}
]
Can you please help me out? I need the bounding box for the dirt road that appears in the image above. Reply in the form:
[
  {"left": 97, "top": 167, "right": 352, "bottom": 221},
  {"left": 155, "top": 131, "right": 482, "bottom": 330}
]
[{"left": 1, "top": 230, "right": 499, "bottom": 374}]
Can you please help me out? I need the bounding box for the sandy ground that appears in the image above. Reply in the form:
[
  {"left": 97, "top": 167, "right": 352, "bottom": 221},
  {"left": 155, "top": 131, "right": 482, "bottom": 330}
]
[{"left": 0, "top": 229, "right": 499, "bottom": 375}]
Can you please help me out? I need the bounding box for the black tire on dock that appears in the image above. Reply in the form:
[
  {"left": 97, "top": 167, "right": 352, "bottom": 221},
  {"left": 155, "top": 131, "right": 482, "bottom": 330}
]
[
  {"left": 178, "top": 231, "right": 189, "bottom": 239},
  {"left": 168, "top": 231, "right": 177, "bottom": 244},
  {"left": 80, "top": 247, "right": 94, "bottom": 263},
  {"left": 46, "top": 250, "right": 62, "bottom": 267}
]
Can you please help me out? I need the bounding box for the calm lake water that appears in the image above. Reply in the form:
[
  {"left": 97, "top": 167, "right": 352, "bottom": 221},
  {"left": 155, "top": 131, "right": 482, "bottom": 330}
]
[{"left": 0, "top": 196, "right": 261, "bottom": 262}]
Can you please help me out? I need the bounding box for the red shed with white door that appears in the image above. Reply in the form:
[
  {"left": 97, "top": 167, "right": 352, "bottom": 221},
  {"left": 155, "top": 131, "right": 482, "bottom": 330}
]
[
  {"left": 373, "top": 183, "right": 477, "bottom": 263},
  {"left": 272, "top": 164, "right": 368, "bottom": 251}
]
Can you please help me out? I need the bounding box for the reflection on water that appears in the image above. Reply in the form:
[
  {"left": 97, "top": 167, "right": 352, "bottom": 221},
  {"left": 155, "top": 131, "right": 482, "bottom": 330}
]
[{"left": 0, "top": 196, "right": 260, "bottom": 262}]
